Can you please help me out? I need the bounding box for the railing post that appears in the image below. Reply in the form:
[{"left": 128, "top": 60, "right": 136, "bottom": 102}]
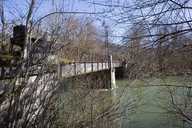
[
  {"left": 102, "top": 62, "right": 103, "bottom": 69},
  {"left": 91, "top": 62, "right": 93, "bottom": 72},
  {"left": 74, "top": 62, "right": 77, "bottom": 75},
  {"left": 57, "top": 63, "right": 62, "bottom": 79},
  {"left": 84, "top": 62, "right": 86, "bottom": 73}
]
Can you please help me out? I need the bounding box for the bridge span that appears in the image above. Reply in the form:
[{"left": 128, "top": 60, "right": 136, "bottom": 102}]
[
  {"left": 57, "top": 55, "right": 122, "bottom": 89},
  {"left": 58, "top": 61, "right": 120, "bottom": 78}
]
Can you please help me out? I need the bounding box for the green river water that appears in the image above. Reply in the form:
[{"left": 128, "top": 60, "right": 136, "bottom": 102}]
[
  {"left": 58, "top": 76, "right": 192, "bottom": 128},
  {"left": 116, "top": 76, "right": 192, "bottom": 128}
]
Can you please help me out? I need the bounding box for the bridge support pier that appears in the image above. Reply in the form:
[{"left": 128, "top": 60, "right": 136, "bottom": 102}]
[{"left": 110, "top": 55, "right": 116, "bottom": 89}]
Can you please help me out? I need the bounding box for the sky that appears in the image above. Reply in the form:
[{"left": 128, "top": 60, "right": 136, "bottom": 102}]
[
  {"left": 3, "top": 0, "right": 108, "bottom": 21},
  {"left": 2, "top": 0, "right": 131, "bottom": 43},
  {"left": 4, "top": 0, "right": 94, "bottom": 20},
  {"left": 4, "top": 0, "right": 192, "bottom": 44}
]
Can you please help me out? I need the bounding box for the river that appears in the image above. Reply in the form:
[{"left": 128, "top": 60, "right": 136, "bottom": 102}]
[
  {"left": 116, "top": 76, "right": 192, "bottom": 128},
  {"left": 57, "top": 76, "right": 192, "bottom": 128}
]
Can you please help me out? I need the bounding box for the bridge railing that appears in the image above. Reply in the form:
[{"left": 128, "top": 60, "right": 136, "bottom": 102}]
[
  {"left": 58, "top": 62, "right": 121, "bottom": 78},
  {"left": 0, "top": 61, "right": 121, "bottom": 79}
]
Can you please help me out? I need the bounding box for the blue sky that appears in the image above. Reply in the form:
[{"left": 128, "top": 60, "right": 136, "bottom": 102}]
[
  {"left": 5, "top": 0, "right": 191, "bottom": 44},
  {"left": 4, "top": 0, "right": 104, "bottom": 20},
  {"left": 2, "top": 0, "right": 129, "bottom": 43}
]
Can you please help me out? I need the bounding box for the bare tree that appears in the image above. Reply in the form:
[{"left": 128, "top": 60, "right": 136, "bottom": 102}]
[{"left": 0, "top": 1, "right": 118, "bottom": 128}]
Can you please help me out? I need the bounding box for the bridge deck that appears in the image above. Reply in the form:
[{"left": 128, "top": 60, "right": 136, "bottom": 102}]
[
  {"left": 58, "top": 62, "right": 120, "bottom": 78},
  {"left": 0, "top": 62, "right": 121, "bottom": 80}
]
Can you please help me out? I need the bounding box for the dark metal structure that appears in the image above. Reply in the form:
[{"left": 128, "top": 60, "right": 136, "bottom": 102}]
[{"left": 0, "top": 25, "right": 26, "bottom": 79}]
